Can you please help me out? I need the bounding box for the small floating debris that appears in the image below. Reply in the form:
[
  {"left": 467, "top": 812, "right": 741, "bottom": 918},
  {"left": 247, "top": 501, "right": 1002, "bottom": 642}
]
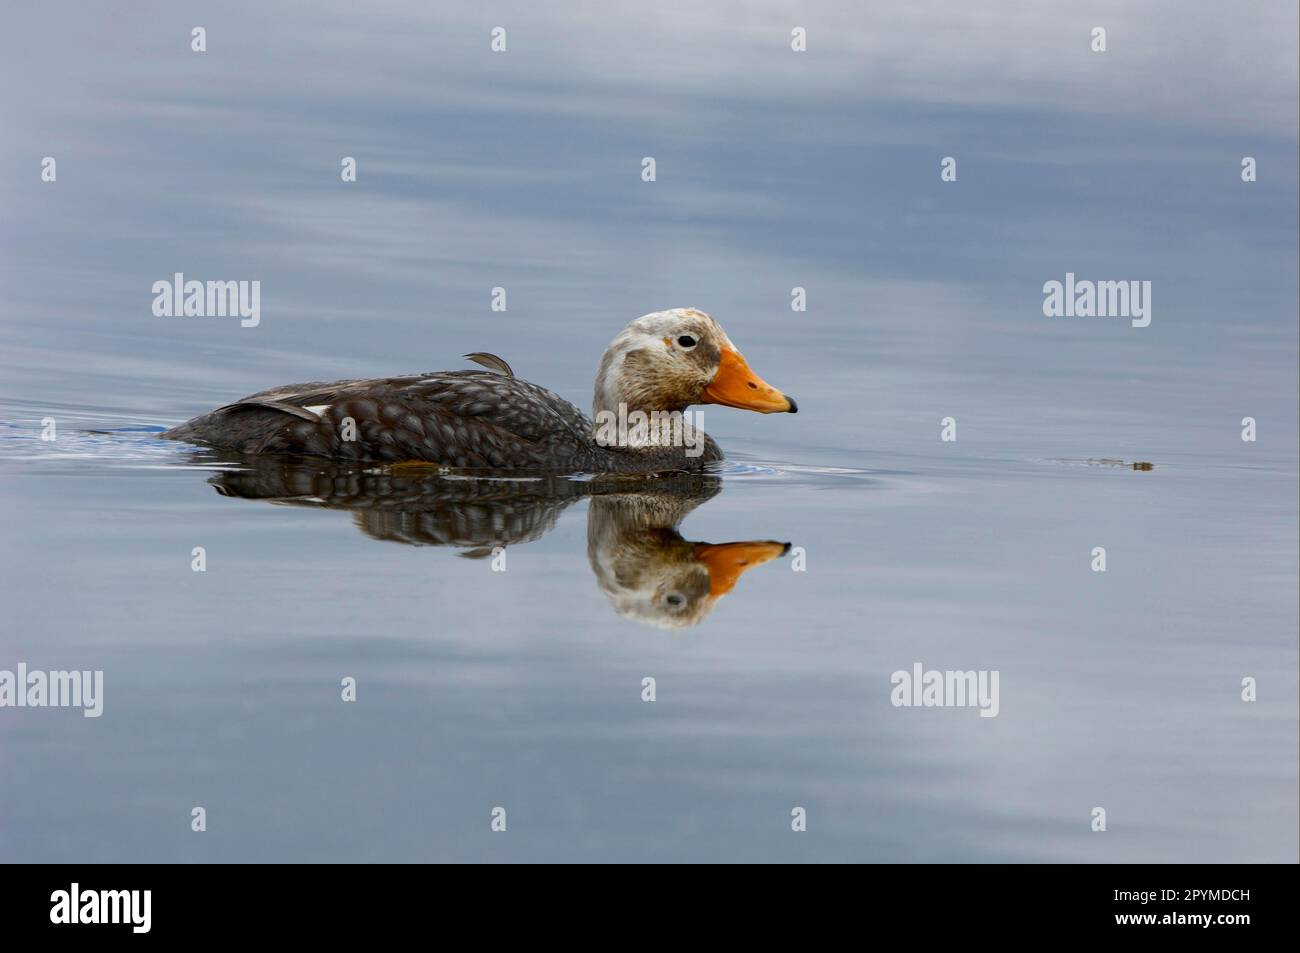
[
  {"left": 1084, "top": 458, "right": 1154, "bottom": 470},
  {"left": 1047, "top": 458, "right": 1155, "bottom": 471}
]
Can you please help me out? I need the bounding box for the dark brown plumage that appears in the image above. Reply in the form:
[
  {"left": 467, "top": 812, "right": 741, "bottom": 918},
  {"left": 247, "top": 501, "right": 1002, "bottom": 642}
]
[{"left": 163, "top": 369, "right": 723, "bottom": 472}]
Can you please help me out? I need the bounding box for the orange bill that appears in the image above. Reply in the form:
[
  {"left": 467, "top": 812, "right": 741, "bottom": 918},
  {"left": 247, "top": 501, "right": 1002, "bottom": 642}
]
[
  {"left": 701, "top": 347, "right": 797, "bottom": 414},
  {"left": 693, "top": 540, "right": 791, "bottom": 598}
]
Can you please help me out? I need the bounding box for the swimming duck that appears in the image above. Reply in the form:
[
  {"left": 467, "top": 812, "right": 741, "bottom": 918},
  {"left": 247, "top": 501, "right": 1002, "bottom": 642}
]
[{"left": 163, "top": 308, "right": 796, "bottom": 472}]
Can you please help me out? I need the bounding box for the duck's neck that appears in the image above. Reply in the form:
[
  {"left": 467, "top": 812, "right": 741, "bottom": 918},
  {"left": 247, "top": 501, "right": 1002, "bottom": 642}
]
[
  {"left": 591, "top": 344, "right": 706, "bottom": 454},
  {"left": 590, "top": 395, "right": 705, "bottom": 455}
]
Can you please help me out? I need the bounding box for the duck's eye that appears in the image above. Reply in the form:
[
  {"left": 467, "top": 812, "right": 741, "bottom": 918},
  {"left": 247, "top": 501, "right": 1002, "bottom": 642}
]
[
  {"left": 664, "top": 592, "right": 686, "bottom": 608},
  {"left": 676, "top": 335, "right": 697, "bottom": 349}
]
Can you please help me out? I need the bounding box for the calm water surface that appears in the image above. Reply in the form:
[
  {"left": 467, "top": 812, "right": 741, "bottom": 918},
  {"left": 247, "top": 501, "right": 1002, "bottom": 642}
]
[{"left": 1, "top": 1, "right": 1296, "bottom": 862}]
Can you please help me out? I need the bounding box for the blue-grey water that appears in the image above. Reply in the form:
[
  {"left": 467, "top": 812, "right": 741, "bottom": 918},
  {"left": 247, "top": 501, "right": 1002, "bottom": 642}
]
[{"left": 1, "top": 1, "right": 1296, "bottom": 862}]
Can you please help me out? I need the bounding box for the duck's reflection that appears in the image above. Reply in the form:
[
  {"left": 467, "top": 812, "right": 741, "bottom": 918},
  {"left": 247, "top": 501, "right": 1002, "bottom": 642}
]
[
  {"left": 202, "top": 454, "right": 790, "bottom": 629},
  {"left": 585, "top": 483, "right": 788, "bottom": 629}
]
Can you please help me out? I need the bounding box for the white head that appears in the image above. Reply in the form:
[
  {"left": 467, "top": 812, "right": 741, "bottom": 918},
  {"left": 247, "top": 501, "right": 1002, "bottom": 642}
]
[{"left": 592, "top": 308, "right": 797, "bottom": 420}]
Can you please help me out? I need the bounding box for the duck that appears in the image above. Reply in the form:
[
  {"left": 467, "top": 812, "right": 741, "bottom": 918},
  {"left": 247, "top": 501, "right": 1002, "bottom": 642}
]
[{"left": 162, "top": 308, "right": 797, "bottom": 473}]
